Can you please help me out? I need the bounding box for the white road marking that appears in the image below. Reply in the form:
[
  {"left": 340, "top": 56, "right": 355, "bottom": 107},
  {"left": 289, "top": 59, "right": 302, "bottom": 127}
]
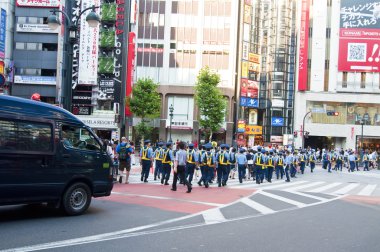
[
  {"left": 285, "top": 181, "right": 325, "bottom": 191},
  {"left": 306, "top": 182, "right": 342, "bottom": 193},
  {"left": 256, "top": 180, "right": 309, "bottom": 190},
  {"left": 229, "top": 179, "right": 284, "bottom": 188},
  {"left": 284, "top": 191, "right": 328, "bottom": 202},
  {"left": 259, "top": 191, "right": 307, "bottom": 207},
  {"left": 202, "top": 208, "right": 226, "bottom": 224},
  {"left": 357, "top": 184, "right": 377, "bottom": 196},
  {"left": 240, "top": 197, "right": 275, "bottom": 214},
  {"left": 111, "top": 192, "right": 223, "bottom": 207},
  {"left": 332, "top": 183, "right": 360, "bottom": 195}
]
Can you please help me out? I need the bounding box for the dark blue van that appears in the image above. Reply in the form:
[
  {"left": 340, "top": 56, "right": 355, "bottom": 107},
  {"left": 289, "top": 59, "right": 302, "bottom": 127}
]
[{"left": 0, "top": 95, "right": 113, "bottom": 215}]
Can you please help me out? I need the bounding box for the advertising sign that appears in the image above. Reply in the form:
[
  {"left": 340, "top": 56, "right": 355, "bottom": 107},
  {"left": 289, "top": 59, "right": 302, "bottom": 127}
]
[
  {"left": 241, "top": 61, "right": 249, "bottom": 78},
  {"left": 245, "top": 125, "right": 262, "bottom": 135},
  {"left": 72, "top": 91, "right": 92, "bottom": 105},
  {"left": 99, "top": 79, "right": 115, "bottom": 100},
  {"left": 0, "top": 9, "right": 6, "bottom": 59},
  {"left": 248, "top": 109, "right": 258, "bottom": 125},
  {"left": 236, "top": 133, "right": 247, "bottom": 146},
  {"left": 101, "top": 3, "right": 117, "bottom": 22},
  {"left": 14, "top": 75, "right": 56, "bottom": 85},
  {"left": 16, "top": 0, "right": 60, "bottom": 8},
  {"left": 244, "top": 5, "right": 251, "bottom": 24},
  {"left": 242, "top": 42, "right": 249, "bottom": 61},
  {"left": 237, "top": 120, "right": 246, "bottom": 133},
  {"left": 298, "top": 0, "right": 310, "bottom": 91},
  {"left": 16, "top": 23, "right": 59, "bottom": 33},
  {"left": 270, "top": 136, "right": 283, "bottom": 143},
  {"left": 271, "top": 117, "right": 284, "bottom": 127},
  {"left": 77, "top": 116, "right": 118, "bottom": 129},
  {"left": 338, "top": 0, "right": 380, "bottom": 72},
  {"left": 78, "top": 0, "right": 100, "bottom": 85},
  {"left": 240, "top": 97, "right": 258, "bottom": 108},
  {"left": 125, "top": 32, "right": 136, "bottom": 116},
  {"left": 248, "top": 53, "right": 260, "bottom": 64},
  {"left": 241, "top": 79, "right": 258, "bottom": 98}
]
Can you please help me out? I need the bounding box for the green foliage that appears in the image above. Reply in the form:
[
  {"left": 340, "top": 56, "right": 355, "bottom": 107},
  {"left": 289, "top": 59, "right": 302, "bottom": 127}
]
[
  {"left": 101, "top": 3, "right": 117, "bottom": 21},
  {"left": 129, "top": 78, "right": 161, "bottom": 140},
  {"left": 195, "top": 67, "right": 226, "bottom": 141}
]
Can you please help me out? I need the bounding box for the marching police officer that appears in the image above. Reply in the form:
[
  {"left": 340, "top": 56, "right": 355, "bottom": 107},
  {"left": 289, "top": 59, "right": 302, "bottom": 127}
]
[
  {"left": 275, "top": 151, "right": 285, "bottom": 180},
  {"left": 266, "top": 151, "right": 275, "bottom": 183},
  {"left": 161, "top": 142, "right": 174, "bottom": 185},
  {"left": 309, "top": 150, "right": 317, "bottom": 173},
  {"left": 140, "top": 140, "right": 153, "bottom": 182},
  {"left": 185, "top": 143, "right": 198, "bottom": 185},
  {"left": 217, "top": 144, "right": 230, "bottom": 187},
  {"left": 253, "top": 147, "right": 265, "bottom": 184},
  {"left": 236, "top": 148, "right": 247, "bottom": 183},
  {"left": 199, "top": 143, "right": 215, "bottom": 188},
  {"left": 154, "top": 142, "right": 164, "bottom": 180}
]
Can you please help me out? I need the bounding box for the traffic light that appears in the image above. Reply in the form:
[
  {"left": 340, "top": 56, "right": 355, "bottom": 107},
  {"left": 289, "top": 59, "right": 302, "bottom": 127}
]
[
  {"left": 293, "top": 131, "right": 298, "bottom": 138},
  {"left": 326, "top": 111, "right": 339, "bottom": 116}
]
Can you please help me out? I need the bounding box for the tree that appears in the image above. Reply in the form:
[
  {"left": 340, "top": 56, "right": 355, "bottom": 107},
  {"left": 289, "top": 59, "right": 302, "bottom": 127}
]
[
  {"left": 194, "top": 66, "right": 227, "bottom": 142},
  {"left": 128, "top": 78, "right": 161, "bottom": 142}
]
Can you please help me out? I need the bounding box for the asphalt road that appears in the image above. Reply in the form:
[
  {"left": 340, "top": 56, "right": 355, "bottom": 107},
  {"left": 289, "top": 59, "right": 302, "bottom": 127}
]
[{"left": 1, "top": 166, "right": 380, "bottom": 252}]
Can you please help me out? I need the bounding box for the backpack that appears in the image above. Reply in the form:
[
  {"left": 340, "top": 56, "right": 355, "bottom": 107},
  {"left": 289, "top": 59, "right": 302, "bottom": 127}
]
[
  {"left": 118, "top": 145, "right": 129, "bottom": 160},
  {"left": 230, "top": 152, "right": 236, "bottom": 163}
]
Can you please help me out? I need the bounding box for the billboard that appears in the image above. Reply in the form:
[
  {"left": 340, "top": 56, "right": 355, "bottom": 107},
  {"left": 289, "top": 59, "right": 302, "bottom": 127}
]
[
  {"left": 338, "top": 0, "right": 380, "bottom": 72},
  {"left": 0, "top": 9, "right": 6, "bottom": 59},
  {"left": 16, "top": 0, "right": 60, "bottom": 8},
  {"left": 298, "top": 0, "right": 310, "bottom": 91},
  {"left": 16, "top": 23, "right": 59, "bottom": 33}
]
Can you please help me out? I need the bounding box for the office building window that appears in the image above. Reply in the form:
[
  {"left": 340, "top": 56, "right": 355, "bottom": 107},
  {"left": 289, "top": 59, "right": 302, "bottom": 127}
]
[{"left": 361, "top": 72, "right": 366, "bottom": 88}]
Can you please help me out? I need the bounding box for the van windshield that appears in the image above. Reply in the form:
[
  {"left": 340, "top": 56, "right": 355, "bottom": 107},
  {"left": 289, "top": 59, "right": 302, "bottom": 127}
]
[{"left": 62, "top": 125, "right": 101, "bottom": 151}]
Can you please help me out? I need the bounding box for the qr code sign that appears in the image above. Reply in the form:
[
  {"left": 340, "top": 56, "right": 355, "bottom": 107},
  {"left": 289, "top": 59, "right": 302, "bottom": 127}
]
[{"left": 347, "top": 43, "right": 367, "bottom": 62}]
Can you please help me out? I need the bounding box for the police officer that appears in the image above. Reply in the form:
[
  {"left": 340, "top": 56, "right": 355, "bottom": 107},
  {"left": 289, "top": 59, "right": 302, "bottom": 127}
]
[
  {"left": 217, "top": 144, "right": 230, "bottom": 187},
  {"left": 291, "top": 150, "right": 298, "bottom": 178},
  {"left": 198, "top": 145, "right": 207, "bottom": 186},
  {"left": 275, "top": 152, "right": 285, "bottom": 179},
  {"left": 228, "top": 147, "right": 236, "bottom": 180},
  {"left": 161, "top": 142, "right": 174, "bottom": 185},
  {"left": 322, "top": 150, "right": 331, "bottom": 173},
  {"left": 140, "top": 140, "right": 153, "bottom": 182},
  {"left": 200, "top": 143, "right": 215, "bottom": 188},
  {"left": 154, "top": 142, "right": 164, "bottom": 180},
  {"left": 254, "top": 147, "right": 265, "bottom": 184},
  {"left": 309, "top": 150, "right": 317, "bottom": 173},
  {"left": 236, "top": 148, "right": 247, "bottom": 183},
  {"left": 246, "top": 149, "right": 254, "bottom": 180},
  {"left": 299, "top": 150, "right": 306, "bottom": 174},
  {"left": 363, "top": 151, "right": 369, "bottom": 171},
  {"left": 185, "top": 143, "right": 198, "bottom": 185},
  {"left": 348, "top": 151, "right": 356, "bottom": 172},
  {"left": 266, "top": 151, "right": 275, "bottom": 183}
]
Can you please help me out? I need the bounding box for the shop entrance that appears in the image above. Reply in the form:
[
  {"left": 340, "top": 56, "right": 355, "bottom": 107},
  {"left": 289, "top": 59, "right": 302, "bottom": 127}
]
[
  {"left": 356, "top": 136, "right": 380, "bottom": 151},
  {"left": 95, "top": 130, "right": 112, "bottom": 141},
  {"left": 304, "top": 136, "right": 336, "bottom": 150}
]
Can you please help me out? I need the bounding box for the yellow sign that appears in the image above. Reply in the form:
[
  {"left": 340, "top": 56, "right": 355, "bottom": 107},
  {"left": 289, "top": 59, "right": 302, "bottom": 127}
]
[
  {"left": 245, "top": 125, "right": 263, "bottom": 135},
  {"left": 249, "top": 53, "right": 260, "bottom": 64},
  {"left": 244, "top": 5, "right": 251, "bottom": 24},
  {"left": 0, "top": 61, "right": 4, "bottom": 74},
  {"left": 242, "top": 61, "right": 248, "bottom": 78},
  {"left": 248, "top": 62, "right": 260, "bottom": 72}
]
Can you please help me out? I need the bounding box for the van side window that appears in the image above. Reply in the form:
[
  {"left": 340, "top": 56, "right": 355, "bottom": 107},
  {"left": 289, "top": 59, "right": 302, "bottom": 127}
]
[
  {"left": 62, "top": 125, "right": 101, "bottom": 151},
  {"left": 0, "top": 119, "right": 53, "bottom": 152}
]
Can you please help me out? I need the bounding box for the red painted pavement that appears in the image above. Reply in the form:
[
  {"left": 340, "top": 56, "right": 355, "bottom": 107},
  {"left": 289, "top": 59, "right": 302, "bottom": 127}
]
[
  {"left": 101, "top": 183, "right": 256, "bottom": 214},
  {"left": 342, "top": 195, "right": 380, "bottom": 206}
]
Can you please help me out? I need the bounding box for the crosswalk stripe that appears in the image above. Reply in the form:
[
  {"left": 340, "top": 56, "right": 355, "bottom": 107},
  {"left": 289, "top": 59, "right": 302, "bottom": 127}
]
[
  {"left": 259, "top": 191, "right": 307, "bottom": 207},
  {"left": 284, "top": 191, "right": 328, "bottom": 201},
  {"left": 331, "top": 183, "right": 360, "bottom": 195},
  {"left": 306, "top": 182, "right": 342, "bottom": 193},
  {"left": 357, "top": 184, "right": 377, "bottom": 196},
  {"left": 229, "top": 179, "right": 283, "bottom": 188},
  {"left": 202, "top": 208, "right": 226, "bottom": 224},
  {"left": 240, "top": 198, "right": 275, "bottom": 214},
  {"left": 257, "top": 180, "right": 309, "bottom": 190},
  {"left": 285, "top": 181, "right": 325, "bottom": 191}
]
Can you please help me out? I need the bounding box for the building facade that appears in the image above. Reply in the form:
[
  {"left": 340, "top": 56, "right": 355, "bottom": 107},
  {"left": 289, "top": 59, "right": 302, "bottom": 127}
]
[
  {"left": 134, "top": 0, "right": 238, "bottom": 144},
  {"left": 294, "top": 0, "right": 380, "bottom": 150},
  {"left": 0, "top": 1, "right": 14, "bottom": 95}
]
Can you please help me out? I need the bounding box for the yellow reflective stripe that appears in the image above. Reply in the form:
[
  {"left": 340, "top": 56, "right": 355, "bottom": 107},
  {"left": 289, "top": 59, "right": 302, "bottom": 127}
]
[
  {"left": 162, "top": 150, "right": 171, "bottom": 164},
  {"left": 142, "top": 148, "right": 150, "bottom": 160},
  {"left": 219, "top": 152, "right": 228, "bottom": 165},
  {"left": 278, "top": 158, "right": 283, "bottom": 166}
]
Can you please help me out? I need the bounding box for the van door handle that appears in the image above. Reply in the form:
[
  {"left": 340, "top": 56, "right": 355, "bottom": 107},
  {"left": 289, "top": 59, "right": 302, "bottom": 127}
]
[
  {"left": 41, "top": 164, "right": 48, "bottom": 168},
  {"left": 62, "top": 154, "right": 71, "bottom": 158}
]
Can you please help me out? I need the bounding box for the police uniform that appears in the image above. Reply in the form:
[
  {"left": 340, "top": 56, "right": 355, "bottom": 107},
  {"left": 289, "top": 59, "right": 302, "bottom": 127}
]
[
  {"left": 161, "top": 142, "right": 174, "bottom": 185},
  {"left": 284, "top": 151, "right": 292, "bottom": 182},
  {"left": 197, "top": 146, "right": 207, "bottom": 187},
  {"left": 363, "top": 152, "right": 369, "bottom": 171},
  {"left": 253, "top": 148, "right": 265, "bottom": 184},
  {"left": 309, "top": 151, "right": 317, "bottom": 173},
  {"left": 140, "top": 140, "right": 153, "bottom": 182},
  {"left": 200, "top": 143, "right": 215, "bottom": 188},
  {"left": 299, "top": 151, "right": 306, "bottom": 174},
  {"left": 275, "top": 152, "right": 285, "bottom": 179},
  {"left": 266, "top": 151, "right": 275, "bottom": 183},
  {"left": 217, "top": 144, "right": 230, "bottom": 187},
  {"left": 185, "top": 144, "right": 198, "bottom": 185},
  {"left": 236, "top": 149, "right": 247, "bottom": 183},
  {"left": 154, "top": 142, "right": 164, "bottom": 180}
]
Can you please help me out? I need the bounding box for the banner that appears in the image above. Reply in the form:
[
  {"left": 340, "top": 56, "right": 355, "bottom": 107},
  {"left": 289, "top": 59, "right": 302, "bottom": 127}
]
[
  {"left": 14, "top": 75, "right": 56, "bottom": 85},
  {"left": 0, "top": 9, "right": 6, "bottom": 59},
  {"left": 125, "top": 32, "right": 136, "bottom": 116},
  {"left": 338, "top": 0, "right": 380, "bottom": 72},
  {"left": 245, "top": 125, "right": 262, "bottom": 135},
  {"left": 298, "top": 0, "right": 310, "bottom": 91},
  {"left": 16, "top": 23, "right": 59, "bottom": 33},
  {"left": 78, "top": 0, "right": 100, "bottom": 85},
  {"left": 16, "top": 0, "right": 60, "bottom": 8}
]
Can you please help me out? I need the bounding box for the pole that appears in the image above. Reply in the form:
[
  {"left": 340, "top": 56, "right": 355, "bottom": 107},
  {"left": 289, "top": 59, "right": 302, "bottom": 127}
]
[
  {"left": 361, "top": 121, "right": 364, "bottom": 150},
  {"left": 302, "top": 111, "right": 311, "bottom": 150},
  {"left": 169, "top": 115, "right": 172, "bottom": 142}
]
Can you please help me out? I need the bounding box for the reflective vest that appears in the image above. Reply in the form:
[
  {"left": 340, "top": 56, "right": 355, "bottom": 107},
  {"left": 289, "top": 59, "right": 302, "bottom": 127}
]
[
  {"left": 277, "top": 157, "right": 283, "bottom": 166},
  {"left": 219, "top": 151, "right": 228, "bottom": 165},
  {"left": 255, "top": 154, "right": 263, "bottom": 166},
  {"left": 199, "top": 150, "right": 206, "bottom": 166},
  {"left": 155, "top": 147, "right": 163, "bottom": 160},
  {"left": 363, "top": 155, "right": 368, "bottom": 161},
  {"left": 300, "top": 155, "right": 305, "bottom": 162},
  {"left": 142, "top": 147, "right": 150, "bottom": 160},
  {"left": 187, "top": 149, "right": 195, "bottom": 164},
  {"left": 205, "top": 152, "right": 214, "bottom": 166},
  {"left": 309, "top": 155, "right": 315, "bottom": 162},
  {"left": 267, "top": 157, "right": 274, "bottom": 167},
  {"left": 162, "top": 149, "right": 172, "bottom": 164}
]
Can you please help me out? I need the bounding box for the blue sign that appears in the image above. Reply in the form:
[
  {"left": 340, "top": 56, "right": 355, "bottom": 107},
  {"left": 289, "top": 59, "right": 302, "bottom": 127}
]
[
  {"left": 271, "top": 117, "right": 284, "bottom": 127},
  {"left": 0, "top": 9, "right": 6, "bottom": 59},
  {"left": 0, "top": 74, "right": 5, "bottom": 86},
  {"left": 240, "top": 97, "right": 258, "bottom": 108}
]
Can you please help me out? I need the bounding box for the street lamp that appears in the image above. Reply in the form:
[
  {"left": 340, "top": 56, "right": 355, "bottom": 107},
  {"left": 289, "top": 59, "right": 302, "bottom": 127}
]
[
  {"left": 360, "top": 119, "right": 365, "bottom": 150},
  {"left": 47, "top": 5, "right": 100, "bottom": 111},
  {"left": 169, "top": 104, "right": 174, "bottom": 142}
]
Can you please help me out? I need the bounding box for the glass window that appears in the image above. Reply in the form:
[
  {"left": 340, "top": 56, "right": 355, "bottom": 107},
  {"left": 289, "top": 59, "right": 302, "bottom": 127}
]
[
  {"left": 17, "top": 17, "right": 27, "bottom": 24},
  {"left": 26, "top": 43, "right": 38, "bottom": 50},
  {"left": 62, "top": 125, "right": 101, "bottom": 151},
  {"left": 15, "top": 42, "right": 25, "bottom": 50},
  {"left": 28, "top": 17, "right": 38, "bottom": 24},
  {"left": 0, "top": 119, "right": 53, "bottom": 152}
]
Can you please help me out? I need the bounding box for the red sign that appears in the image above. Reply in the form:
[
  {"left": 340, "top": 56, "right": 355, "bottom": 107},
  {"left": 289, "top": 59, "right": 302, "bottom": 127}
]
[
  {"left": 125, "top": 32, "right": 136, "bottom": 116},
  {"left": 241, "top": 79, "right": 258, "bottom": 98},
  {"left": 338, "top": 1, "right": 380, "bottom": 72},
  {"left": 351, "top": 127, "right": 354, "bottom": 140},
  {"left": 298, "top": 0, "right": 310, "bottom": 91}
]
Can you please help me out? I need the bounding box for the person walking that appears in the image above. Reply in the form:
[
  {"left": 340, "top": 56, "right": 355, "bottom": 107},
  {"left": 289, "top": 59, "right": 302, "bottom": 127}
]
[
  {"left": 284, "top": 151, "right": 292, "bottom": 182},
  {"left": 309, "top": 150, "right": 317, "bottom": 173},
  {"left": 154, "top": 142, "right": 164, "bottom": 180},
  {"left": 275, "top": 152, "right": 285, "bottom": 179},
  {"left": 116, "top": 137, "right": 132, "bottom": 184},
  {"left": 217, "top": 144, "right": 230, "bottom": 187},
  {"left": 266, "top": 151, "right": 275, "bottom": 183},
  {"left": 236, "top": 148, "right": 247, "bottom": 183},
  {"left": 171, "top": 142, "right": 192, "bottom": 193},
  {"left": 140, "top": 140, "right": 153, "bottom": 182},
  {"left": 185, "top": 143, "right": 198, "bottom": 185},
  {"left": 161, "top": 142, "right": 174, "bottom": 185}
]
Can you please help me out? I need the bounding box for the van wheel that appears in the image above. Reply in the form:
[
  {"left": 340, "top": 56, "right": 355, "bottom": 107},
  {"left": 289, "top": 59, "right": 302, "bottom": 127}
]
[{"left": 62, "top": 183, "right": 91, "bottom": 216}]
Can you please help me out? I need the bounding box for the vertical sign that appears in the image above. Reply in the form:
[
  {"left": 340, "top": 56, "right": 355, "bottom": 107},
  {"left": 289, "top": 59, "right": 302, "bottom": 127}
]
[
  {"left": 125, "top": 32, "right": 136, "bottom": 116},
  {"left": 298, "top": 0, "right": 310, "bottom": 91},
  {"left": 0, "top": 9, "right": 6, "bottom": 59},
  {"left": 338, "top": 0, "right": 380, "bottom": 72},
  {"left": 78, "top": 0, "right": 100, "bottom": 85}
]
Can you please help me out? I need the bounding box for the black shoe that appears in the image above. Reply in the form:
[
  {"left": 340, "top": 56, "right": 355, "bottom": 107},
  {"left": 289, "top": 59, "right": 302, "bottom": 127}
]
[
  {"left": 164, "top": 182, "right": 169, "bottom": 185},
  {"left": 144, "top": 179, "right": 148, "bottom": 183},
  {"left": 256, "top": 182, "right": 260, "bottom": 184},
  {"left": 119, "top": 176, "right": 122, "bottom": 184},
  {"left": 285, "top": 179, "right": 290, "bottom": 182},
  {"left": 239, "top": 180, "right": 242, "bottom": 183},
  {"left": 222, "top": 181, "right": 226, "bottom": 186},
  {"left": 198, "top": 181, "right": 202, "bottom": 186},
  {"left": 161, "top": 178, "right": 164, "bottom": 184},
  {"left": 158, "top": 175, "right": 160, "bottom": 179},
  {"left": 141, "top": 176, "right": 143, "bottom": 182},
  {"left": 218, "top": 183, "right": 221, "bottom": 187},
  {"left": 171, "top": 188, "right": 176, "bottom": 191},
  {"left": 205, "top": 182, "right": 209, "bottom": 188},
  {"left": 186, "top": 187, "right": 192, "bottom": 193},
  {"left": 154, "top": 177, "right": 157, "bottom": 181}
]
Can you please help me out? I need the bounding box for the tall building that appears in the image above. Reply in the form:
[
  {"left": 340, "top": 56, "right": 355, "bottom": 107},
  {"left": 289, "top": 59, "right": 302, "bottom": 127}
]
[
  {"left": 133, "top": 0, "right": 238, "bottom": 144},
  {"left": 236, "top": 0, "right": 297, "bottom": 147},
  {"left": 294, "top": 0, "right": 380, "bottom": 150}
]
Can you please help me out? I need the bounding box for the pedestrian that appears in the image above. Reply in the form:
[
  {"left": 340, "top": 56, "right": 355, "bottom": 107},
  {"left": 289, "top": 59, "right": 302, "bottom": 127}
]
[
  {"left": 309, "top": 150, "right": 317, "bottom": 173},
  {"left": 185, "top": 143, "right": 198, "bottom": 185},
  {"left": 246, "top": 149, "right": 254, "bottom": 180},
  {"left": 363, "top": 151, "right": 369, "bottom": 171},
  {"left": 229, "top": 147, "right": 237, "bottom": 179},
  {"left": 199, "top": 143, "right": 215, "bottom": 188},
  {"left": 216, "top": 144, "right": 230, "bottom": 187},
  {"left": 171, "top": 141, "right": 192, "bottom": 193},
  {"left": 161, "top": 142, "right": 174, "bottom": 185},
  {"left": 348, "top": 151, "right": 356, "bottom": 172},
  {"left": 275, "top": 152, "right": 285, "bottom": 179},
  {"left": 266, "top": 151, "right": 275, "bottom": 183},
  {"left": 140, "top": 139, "right": 153, "bottom": 182},
  {"left": 236, "top": 148, "right": 247, "bottom": 183},
  {"left": 154, "top": 142, "right": 164, "bottom": 180},
  {"left": 116, "top": 137, "right": 133, "bottom": 184},
  {"left": 284, "top": 151, "right": 292, "bottom": 182},
  {"left": 253, "top": 147, "right": 265, "bottom": 184}
]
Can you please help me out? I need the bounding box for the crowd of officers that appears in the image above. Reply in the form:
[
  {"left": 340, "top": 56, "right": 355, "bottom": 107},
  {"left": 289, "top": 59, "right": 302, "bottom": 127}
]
[{"left": 137, "top": 140, "right": 374, "bottom": 189}]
